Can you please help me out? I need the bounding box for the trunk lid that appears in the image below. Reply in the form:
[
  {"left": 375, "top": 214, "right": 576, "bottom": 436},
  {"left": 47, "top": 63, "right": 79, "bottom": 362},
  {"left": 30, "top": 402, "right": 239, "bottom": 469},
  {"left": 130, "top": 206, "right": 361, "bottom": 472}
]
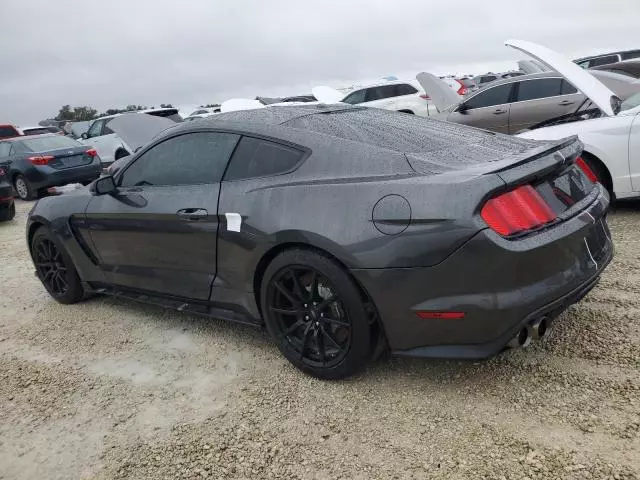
[{"left": 45, "top": 146, "right": 94, "bottom": 169}]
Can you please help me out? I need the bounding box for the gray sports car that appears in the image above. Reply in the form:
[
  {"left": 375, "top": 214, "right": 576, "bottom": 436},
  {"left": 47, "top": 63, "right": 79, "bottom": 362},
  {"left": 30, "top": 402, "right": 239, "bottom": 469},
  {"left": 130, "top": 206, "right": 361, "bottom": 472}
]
[{"left": 26, "top": 105, "right": 613, "bottom": 379}]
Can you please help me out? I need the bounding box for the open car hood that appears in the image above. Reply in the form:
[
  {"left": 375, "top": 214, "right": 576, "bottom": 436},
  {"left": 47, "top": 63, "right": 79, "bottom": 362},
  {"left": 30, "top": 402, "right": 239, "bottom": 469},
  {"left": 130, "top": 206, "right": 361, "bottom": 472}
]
[
  {"left": 415, "top": 72, "right": 461, "bottom": 112},
  {"left": 107, "top": 113, "right": 177, "bottom": 153},
  {"left": 505, "top": 39, "right": 620, "bottom": 116}
]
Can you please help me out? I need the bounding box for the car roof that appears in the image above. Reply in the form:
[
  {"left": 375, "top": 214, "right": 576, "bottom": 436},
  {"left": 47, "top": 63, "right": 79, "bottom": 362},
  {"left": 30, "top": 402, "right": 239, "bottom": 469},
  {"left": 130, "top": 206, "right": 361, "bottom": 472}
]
[
  {"left": 477, "top": 71, "right": 562, "bottom": 88},
  {"left": 575, "top": 49, "right": 640, "bottom": 62},
  {"left": 340, "top": 80, "right": 417, "bottom": 92},
  {"left": 2, "top": 133, "right": 57, "bottom": 142}
]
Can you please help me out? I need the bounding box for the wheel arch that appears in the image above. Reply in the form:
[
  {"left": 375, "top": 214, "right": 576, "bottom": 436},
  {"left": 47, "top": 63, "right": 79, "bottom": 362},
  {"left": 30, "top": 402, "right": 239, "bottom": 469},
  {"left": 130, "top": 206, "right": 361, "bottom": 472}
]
[
  {"left": 397, "top": 109, "right": 414, "bottom": 114},
  {"left": 252, "top": 241, "right": 388, "bottom": 352},
  {"left": 581, "top": 150, "right": 613, "bottom": 196}
]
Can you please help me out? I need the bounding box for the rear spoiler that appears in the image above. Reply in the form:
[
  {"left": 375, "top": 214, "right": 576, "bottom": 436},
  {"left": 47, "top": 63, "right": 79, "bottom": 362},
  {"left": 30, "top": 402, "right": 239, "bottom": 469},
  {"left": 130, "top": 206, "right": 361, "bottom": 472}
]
[{"left": 493, "top": 137, "right": 583, "bottom": 188}]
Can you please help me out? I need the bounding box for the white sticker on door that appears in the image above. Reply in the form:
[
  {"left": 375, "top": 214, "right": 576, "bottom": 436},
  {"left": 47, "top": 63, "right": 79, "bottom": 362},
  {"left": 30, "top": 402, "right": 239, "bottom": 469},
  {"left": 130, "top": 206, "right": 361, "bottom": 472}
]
[{"left": 225, "top": 213, "right": 242, "bottom": 232}]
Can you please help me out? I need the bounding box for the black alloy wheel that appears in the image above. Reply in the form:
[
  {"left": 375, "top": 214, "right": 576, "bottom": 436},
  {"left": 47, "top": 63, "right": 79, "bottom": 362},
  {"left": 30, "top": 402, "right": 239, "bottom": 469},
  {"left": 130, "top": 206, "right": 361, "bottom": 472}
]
[
  {"left": 261, "top": 249, "right": 372, "bottom": 379},
  {"left": 268, "top": 266, "right": 351, "bottom": 368},
  {"left": 33, "top": 237, "right": 69, "bottom": 296},
  {"left": 31, "top": 227, "right": 84, "bottom": 304}
]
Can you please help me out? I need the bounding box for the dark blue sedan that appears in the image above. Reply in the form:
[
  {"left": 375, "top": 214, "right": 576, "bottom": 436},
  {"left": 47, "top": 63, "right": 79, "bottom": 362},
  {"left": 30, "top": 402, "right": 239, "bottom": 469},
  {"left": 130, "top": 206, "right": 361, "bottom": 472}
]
[{"left": 0, "top": 134, "right": 102, "bottom": 200}]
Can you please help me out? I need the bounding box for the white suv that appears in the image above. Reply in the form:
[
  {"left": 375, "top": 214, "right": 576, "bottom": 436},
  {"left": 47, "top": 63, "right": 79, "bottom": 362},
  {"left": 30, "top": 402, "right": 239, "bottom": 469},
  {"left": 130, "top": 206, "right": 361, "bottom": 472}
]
[
  {"left": 339, "top": 81, "right": 436, "bottom": 117},
  {"left": 79, "top": 108, "right": 182, "bottom": 166}
]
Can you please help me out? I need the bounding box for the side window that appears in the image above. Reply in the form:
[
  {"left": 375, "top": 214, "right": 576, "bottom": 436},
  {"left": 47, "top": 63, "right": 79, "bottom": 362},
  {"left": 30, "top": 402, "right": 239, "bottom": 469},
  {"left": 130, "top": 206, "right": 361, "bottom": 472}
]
[
  {"left": 516, "top": 78, "right": 563, "bottom": 102},
  {"left": 87, "top": 120, "right": 104, "bottom": 138},
  {"left": 224, "top": 136, "right": 304, "bottom": 181},
  {"left": 103, "top": 119, "right": 115, "bottom": 135},
  {"left": 0, "top": 143, "right": 10, "bottom": 157},
  {"left": 561, "top": 80, "right": 578, "bottom": 95},
  {"left": 119, "top": 132, "right": 239, "bottom": 187},
  {"left": 365, "top": 87, "right": 385, "bottom": 102},
  {"left": 342, "top": 89, "right": 367, "bottom": 105},
  {"left": 464, "top": 83, "right": 513, "bottom": 110},
  {"left": 396, "top": 84, "right": 418, "bottom": 96}
]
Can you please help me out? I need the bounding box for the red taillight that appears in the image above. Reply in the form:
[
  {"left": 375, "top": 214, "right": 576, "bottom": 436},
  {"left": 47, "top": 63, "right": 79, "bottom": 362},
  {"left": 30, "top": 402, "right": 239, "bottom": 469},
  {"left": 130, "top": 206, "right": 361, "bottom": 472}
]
[
  {"left": 456, "top": 80, "right": 467, "bottom": 96},
  {"left": 420, "top": 94, "right": 430, "bottom": 100},
  {"left": 0, "top": 167, "right": 5, "bottom": 176},
  {"left": 85, "top": 148, "right": 98, "bottom": 157},
  {"left": 481, "top": 185, "right": 557, "bottom": 236},
  {"left": 575, "top": 157, "right": 598, "bottom": 183},
  {"left": 28, "top": 155, "right": 54, "bottom": 166},
  {"left": 416, "top": 311, "right": 465, "bottom": 320}
]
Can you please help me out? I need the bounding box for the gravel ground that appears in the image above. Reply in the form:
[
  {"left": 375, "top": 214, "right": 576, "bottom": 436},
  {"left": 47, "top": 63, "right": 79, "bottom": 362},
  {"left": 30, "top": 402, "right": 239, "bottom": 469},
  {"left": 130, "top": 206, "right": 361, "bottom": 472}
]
[{"left": 1, "top": 199, "right": 638, "bottom": 480}]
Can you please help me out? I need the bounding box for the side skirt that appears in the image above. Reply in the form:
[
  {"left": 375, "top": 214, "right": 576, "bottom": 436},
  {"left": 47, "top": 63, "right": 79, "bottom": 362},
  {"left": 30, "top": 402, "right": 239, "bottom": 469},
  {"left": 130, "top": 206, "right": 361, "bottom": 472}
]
[{"left": 85, "top": 282, "right": 263, "bottom": 328}]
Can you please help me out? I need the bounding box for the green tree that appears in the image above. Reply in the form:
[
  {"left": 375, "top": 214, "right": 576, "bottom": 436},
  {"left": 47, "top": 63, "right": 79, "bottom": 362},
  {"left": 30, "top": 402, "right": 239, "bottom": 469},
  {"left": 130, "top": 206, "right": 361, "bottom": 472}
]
[{"left": 55, "top": 105, "right": 97, "bottom": 121}]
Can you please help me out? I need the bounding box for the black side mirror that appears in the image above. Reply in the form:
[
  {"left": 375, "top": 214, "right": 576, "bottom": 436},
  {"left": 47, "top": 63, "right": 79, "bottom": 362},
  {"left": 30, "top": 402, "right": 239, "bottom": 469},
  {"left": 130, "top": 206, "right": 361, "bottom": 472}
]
[
  {"left": 81, "top": 132, "right": 89, "bottom": 139},
  {"left": 90, "top": 175, "right": 117, "bottom": 195},
  {"left": 457, "top": 103, "right": 469, "bottom": 114}
]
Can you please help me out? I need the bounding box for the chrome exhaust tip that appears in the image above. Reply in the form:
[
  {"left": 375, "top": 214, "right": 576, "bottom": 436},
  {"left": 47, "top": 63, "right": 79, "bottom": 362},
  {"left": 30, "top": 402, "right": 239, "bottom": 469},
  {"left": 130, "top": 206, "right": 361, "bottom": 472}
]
[
  {"left": 508, "top": 327, "right": 531, "bottom": 348},
  {"left": 529, "top": 317, "right": 550, "bottom": 340}
]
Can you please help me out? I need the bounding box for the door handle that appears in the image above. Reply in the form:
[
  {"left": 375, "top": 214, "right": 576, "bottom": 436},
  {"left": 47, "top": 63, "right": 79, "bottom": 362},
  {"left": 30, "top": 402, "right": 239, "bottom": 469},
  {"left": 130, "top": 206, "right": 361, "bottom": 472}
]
[
  {"left": 176, "top": 208, "right": 208, "bottom": 220},
  {"left": 493, "top": 109, "right": 507, "bottom": 115},
  {"left": 558, "top": 100, "right": 574, "bottom": 106}
]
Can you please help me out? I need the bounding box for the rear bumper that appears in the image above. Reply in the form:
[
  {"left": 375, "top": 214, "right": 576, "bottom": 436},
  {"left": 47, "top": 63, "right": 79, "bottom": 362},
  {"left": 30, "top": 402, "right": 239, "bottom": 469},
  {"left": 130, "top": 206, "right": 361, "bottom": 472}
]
[
  {"left": 351, "top": 184, "right": 613, "bottom": 357},
  {"left": 23, "top": 161, "right": 102, "bottom": 190},
  {"left": 0, "top": 182, "right": 13, "bottom": 203}
]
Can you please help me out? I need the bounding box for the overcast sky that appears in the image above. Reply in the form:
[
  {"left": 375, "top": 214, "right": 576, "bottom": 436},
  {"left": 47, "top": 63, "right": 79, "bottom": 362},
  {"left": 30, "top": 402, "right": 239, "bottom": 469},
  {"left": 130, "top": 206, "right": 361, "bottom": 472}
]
[{"left": 2, "top": 0, "right": 639, "bottom": 124}]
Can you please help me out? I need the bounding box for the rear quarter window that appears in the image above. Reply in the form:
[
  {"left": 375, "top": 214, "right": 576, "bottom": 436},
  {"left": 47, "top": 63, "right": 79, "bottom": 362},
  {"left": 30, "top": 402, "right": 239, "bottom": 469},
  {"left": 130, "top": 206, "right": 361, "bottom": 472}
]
[{"left": 223, "top": 136, "right": 304, "bottom": 181}]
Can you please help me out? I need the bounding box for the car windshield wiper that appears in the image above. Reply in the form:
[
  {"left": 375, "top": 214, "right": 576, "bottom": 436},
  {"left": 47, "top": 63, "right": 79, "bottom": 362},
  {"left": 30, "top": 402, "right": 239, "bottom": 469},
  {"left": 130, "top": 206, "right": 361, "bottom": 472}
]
[{"left": 134, "top": 180, "right": 153, "bottom": 187}]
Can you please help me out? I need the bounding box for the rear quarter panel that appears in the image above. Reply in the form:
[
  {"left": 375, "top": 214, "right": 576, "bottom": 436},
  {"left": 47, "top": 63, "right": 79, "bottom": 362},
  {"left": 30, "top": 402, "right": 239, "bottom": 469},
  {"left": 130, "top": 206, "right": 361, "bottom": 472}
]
[{"left": 215, "top": 134, "right": 503, "bottom": 293}]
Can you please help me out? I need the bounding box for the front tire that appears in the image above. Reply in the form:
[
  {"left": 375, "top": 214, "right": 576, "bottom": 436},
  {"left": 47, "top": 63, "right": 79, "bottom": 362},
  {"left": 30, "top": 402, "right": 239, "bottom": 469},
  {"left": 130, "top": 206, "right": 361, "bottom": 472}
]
[
  {"left": 31, "top": 226, "right": 84, "bottom": 304},
  {"left": 260, "top": 249, "right": 372, "bottom": 379},
  {"left": 14, "top": 175, "right": 36, "bottom": 201}
]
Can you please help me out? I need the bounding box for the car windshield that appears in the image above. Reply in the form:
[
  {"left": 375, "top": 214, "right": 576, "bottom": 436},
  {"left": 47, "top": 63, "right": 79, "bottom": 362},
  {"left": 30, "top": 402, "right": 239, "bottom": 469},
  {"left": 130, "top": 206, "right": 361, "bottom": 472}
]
[
  {"left": 621, "top": 91, "right": 640, "bottom": 111},
  {"left": 17, "top": 135, "right": 80, "bottom": 152}
]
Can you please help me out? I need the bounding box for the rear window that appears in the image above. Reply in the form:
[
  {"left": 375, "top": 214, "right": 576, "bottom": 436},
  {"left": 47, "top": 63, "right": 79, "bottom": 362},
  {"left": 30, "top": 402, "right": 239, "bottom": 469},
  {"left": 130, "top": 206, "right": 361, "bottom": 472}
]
[
  {"left": 23, "top": 128, "right": 52, "bottom": 136},
  {"left": 224, "top": 136, "right": 304, "bottom": 181},
  {"left": 0, "top": 126, "right": 19, "bottom": 139},
  {"left": 146, "top": 109, "right": 183, "bottom": 122},
  {"left": 589, "top": 55, "right": 620, "bottom": 67},
  {"left": 16, "top": 135, "right": 80, "bottom": 152}
]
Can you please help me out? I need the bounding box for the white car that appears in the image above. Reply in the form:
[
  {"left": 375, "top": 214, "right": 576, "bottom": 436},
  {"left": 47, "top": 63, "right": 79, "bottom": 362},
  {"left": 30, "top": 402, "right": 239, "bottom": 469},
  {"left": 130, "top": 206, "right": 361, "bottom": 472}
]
[
  {"left": 185, "top": 107, "right": 220, "bottom": 121},
  {"left": 79, "top": 108, "right": 182, "bottom": 166},
  {"left": 510, "top": 40, "right": 640, "bottom": 201},
  {"left": 338, "top": 80, "right": 436, "bottom": 116}
]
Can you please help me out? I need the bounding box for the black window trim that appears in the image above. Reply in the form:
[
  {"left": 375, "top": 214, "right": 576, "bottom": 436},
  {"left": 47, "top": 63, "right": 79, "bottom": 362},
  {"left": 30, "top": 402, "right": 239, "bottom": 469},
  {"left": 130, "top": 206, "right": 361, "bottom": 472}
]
[{"left": 115, "top": 127, "right": 310, "bottom": 187}]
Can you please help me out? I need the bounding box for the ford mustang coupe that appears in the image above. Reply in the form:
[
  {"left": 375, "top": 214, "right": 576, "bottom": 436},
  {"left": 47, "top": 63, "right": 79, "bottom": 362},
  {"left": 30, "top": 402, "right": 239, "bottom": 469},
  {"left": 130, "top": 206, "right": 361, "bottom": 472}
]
[{"left": 26, "top": 105, "right": 613, "bottom": 379}]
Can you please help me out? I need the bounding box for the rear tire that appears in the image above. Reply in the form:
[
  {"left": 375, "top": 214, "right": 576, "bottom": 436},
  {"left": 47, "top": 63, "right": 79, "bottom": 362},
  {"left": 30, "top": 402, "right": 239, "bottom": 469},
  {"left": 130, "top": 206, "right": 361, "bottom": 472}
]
[
  {"left": 260, "top": 249, "right": 372, "bottom": 380},
  {"left": 0, "top": 202, "right": 15, "bottom": 222},
  {"left": 30, "top": 226, "right": 84, "bottom": 304},
  {"left": 14, "top": 175, "right": 36, "bottom": 201}
]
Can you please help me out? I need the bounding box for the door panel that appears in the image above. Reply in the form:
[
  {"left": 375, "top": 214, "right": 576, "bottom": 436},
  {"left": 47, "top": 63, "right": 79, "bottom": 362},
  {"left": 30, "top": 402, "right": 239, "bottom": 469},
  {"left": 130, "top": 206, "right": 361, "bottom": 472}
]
[
  {"left": 509, "top": 93, "right": 584, "bottom": 133},
  {"left": 447, "top": 104, "right": 510, "bottom": 133},
  {"left": 85, "top": 185, "right": 220, "bottom": 299}
]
